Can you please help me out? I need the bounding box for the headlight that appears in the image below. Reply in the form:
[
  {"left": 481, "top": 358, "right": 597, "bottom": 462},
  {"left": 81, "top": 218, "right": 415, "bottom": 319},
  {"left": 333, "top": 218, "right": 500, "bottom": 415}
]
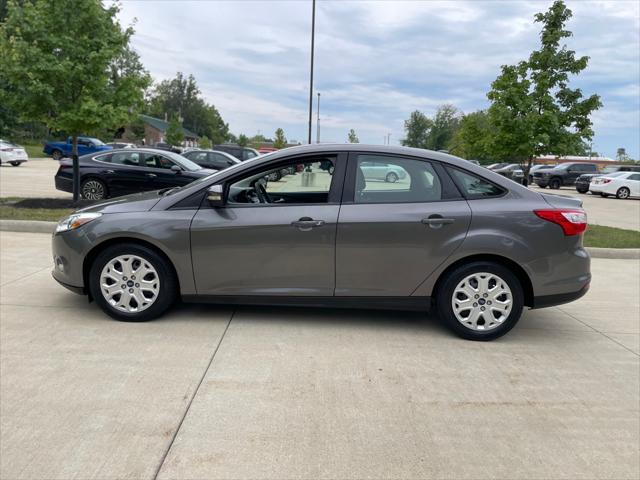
[{"left": 55, "top": 212, "right": 102, "bottom": 233}]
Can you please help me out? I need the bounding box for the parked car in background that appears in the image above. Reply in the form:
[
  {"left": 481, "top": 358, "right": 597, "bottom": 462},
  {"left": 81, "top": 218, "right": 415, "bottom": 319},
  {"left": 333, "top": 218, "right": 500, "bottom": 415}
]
[
  {"left": 105, "top": 142, "right": 136, "bottom": 149},
  {"left": 182, "top": 149, "right": 240, "bottom": 170},
  {"left": 574, "top": 165, "right": 640, "bottom": 194},
  {"left": 0, "top": 139, "right": 28, "bottom": 166},
  {"left": 44, "top": 137, "right": 112, "bottom": 160},
  {"left": 152, "top": 142, "right": 182, "bottom": 154},
  {"left": 486, "top": 163, "right": 510, "bottom": 170},
  {"left": 467, "top": 159, "right": 480, "bottom": 166},
  {"left": 360, "top": 159, "right": 408, "bottom": 183},
  {"left": 533, "top": 162, "right": 598, "bottom": 189},
  {"left": 258, "top": 147, "right": 279, "bottom": 154},
  {"left": 54, "top": 148, "right": 214, "bottom": 200},
  {"left": 51, "top": 144, "right": 590, "bottom": 341},
  {"left": 589, "top": 172, "right": 640, "bottom": 199},
  {"left": 492, "top": 163, "right": 524, "bottom": 182},
  {"left": 528, "top": 164, "right": 555, "bottom": 184},
  {"left": 213, "top": 144, "right": 260, "bottom": 161}
]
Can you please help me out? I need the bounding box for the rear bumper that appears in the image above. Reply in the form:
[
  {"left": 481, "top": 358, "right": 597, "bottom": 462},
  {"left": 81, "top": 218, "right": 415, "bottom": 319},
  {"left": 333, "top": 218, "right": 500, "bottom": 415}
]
[
  {"left": 55, "top": 175, "right": 73, "bottom": 193},
  {"left": 575, "top": 180, "right": 590, "bottom": 191},
  {"left": 532, "top": 281, "right": 590, "bottom": 309}
]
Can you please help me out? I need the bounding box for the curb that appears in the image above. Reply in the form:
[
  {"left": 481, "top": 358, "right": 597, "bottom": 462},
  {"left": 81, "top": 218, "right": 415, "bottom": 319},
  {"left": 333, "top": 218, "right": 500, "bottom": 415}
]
[
  {"left": 0, "top": 219, "right": 56, "bottom": 234},
  {"left": 1, "top": 219, "right": 639, "bottom": 260}
]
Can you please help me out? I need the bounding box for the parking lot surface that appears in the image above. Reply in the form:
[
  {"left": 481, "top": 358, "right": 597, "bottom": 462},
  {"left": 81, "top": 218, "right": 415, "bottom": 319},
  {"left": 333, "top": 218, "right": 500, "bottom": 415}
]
[{"left": 1, "top": 231, "right": 638, "bottom": 479}]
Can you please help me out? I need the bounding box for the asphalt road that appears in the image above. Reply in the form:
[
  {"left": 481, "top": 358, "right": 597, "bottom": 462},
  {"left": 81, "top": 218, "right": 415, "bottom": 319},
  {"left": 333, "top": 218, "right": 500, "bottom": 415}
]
[
  {"left": 1, "top": 231, "right": 638, "bottom": 479},
  {"left": 1, "top": 158, "right": 638, "bottom": 230}
]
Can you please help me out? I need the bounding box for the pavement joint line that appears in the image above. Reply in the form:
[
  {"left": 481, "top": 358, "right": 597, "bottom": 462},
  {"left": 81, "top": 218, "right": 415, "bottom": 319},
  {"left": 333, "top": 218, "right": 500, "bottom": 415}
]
[
  {"left": 0, "top": 265, "right": 51, "bottom": 288},
  {"left": 557, "top": 306, "right": 640, "bottom": 358},
  {"left": 152, "top": 308, "right": 235, "bottom": 480}
]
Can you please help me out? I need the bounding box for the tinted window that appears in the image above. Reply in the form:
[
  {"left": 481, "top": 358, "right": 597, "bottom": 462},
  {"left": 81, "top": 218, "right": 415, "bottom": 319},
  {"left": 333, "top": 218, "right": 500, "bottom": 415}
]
[
  {"left": 448, "top": 168, "right": 505, "bottom": 198},
  {"left": 628, "top": 174, "right": 640, "bottom": 181},
  {"left": 355, "top": 155, "right": 442, "bottom": 204},
  {"left": 144, "top": 153, "right": 175, "bottom": 169},
  {"left": 110, "top": 151, "right": 142, "bottom": 166},
  {"left": 185, "top": 151, "right": 209, "bottom": 164}
]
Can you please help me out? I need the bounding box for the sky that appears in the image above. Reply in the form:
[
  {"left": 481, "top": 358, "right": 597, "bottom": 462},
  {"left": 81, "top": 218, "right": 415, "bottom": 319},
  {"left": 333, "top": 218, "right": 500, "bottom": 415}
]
[{"left": 115, "top": 0, "right": 640, "bottom": 159}]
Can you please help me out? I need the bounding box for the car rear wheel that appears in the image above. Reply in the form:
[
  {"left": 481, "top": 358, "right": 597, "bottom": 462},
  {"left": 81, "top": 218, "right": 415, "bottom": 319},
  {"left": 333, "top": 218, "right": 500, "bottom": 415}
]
[
  {"left": 549, "top": 178, "right": 561, "bottom": 189},
  {"left": 436, "top": 261, "right": 524, "bottom": 341},
  {"left": 52, "top": 149, "right": 63, "bottom": 160},
  {"left": 616, "top": 187, "right": 630, "bottom": 199},
  {"left": 89, "top": 243, "right": 177, "bottom": 322},
  {"left": 600, "top": 192, "right": 609, "bottom": 198},
  {"left": 81, "top": 178, "right": 107, "bottom": 200},
  {"left": 9, "top": 161, "right": 21, "bottom": 167},
  {"left": 385, "top": 172, "right": 399, "bottom": 183}
]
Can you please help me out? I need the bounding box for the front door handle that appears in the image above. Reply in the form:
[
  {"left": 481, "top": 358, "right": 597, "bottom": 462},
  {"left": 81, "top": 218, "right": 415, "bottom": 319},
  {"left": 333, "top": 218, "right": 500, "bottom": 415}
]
[
  {"left": 146, "top": 173, "right": 157, "bottom": 178},
  {"left": 291, "top": 217, "right": 325, "bottom": 230},
  {"left": 101, "top": 169, "right": 115, "bottom": 174},
  {"left": 421, "top": 215, "right": 455, "bottom": 227}
]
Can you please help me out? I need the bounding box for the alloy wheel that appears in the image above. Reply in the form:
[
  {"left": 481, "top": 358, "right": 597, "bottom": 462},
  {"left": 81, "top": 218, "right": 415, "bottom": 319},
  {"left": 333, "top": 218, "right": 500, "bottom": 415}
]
[
  {"left": 451, "top": 272, "right": 513, "bottom": 331},
  {"left": 100, "top": 255, "right": 160, "bottom": 313},
  {"left": 617, "top": 187, "right": 630, "bottom": 199},
  {"left": 82, "top": 180, "right": 105, "bottom": 200}
]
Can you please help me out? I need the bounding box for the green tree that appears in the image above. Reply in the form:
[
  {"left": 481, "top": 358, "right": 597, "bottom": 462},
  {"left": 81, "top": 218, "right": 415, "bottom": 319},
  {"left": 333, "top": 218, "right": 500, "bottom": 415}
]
[
  {"left": 273, "top": 128, "right": 287, "bottom": 149},
  {"left": 348, "top": 129, "right": 359, "bottom": 143},
  {"left": 425, "top": 104, "right": 461, "bottom": 151},
  {"left": 401, "top": 110, "right": 432, "bottom": 148},
  {"left": 237, "top": 134, "right": 249, "bottom": 147},
  {"left": 145, "top": 72, "right": 229, "bottom": 144},
  {"left": 165, "top": 116, "right": 184, "bottom": 146},
  {"left": 199, "top": 135, "right": 212, "bottom": 149},
  {"left": 449, "top": 110, "right": 493, "bottom": 163},
  {"left": 486, "top": 0, "right": 601, "bottom": 181},
  {"left": 0, "top": 0, "right": 149, "bottom": 201},
  {"left": 616, "top": 148, "right": 628, "bottom": 161}
]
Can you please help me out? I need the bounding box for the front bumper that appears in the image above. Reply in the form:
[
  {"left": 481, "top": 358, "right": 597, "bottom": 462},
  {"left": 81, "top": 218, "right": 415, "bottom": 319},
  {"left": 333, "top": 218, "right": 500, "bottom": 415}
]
[
  {"left": 51, "top": 229, "right": 93, "bottom": 294},
  {"left": 534, "top": 176, "right": 549, "bottom": 187}
]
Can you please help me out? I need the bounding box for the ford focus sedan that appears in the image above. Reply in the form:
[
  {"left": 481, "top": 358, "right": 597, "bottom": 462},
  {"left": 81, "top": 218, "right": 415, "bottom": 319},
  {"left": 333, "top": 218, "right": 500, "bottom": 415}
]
[{"left": 52, "top": 145, "right": 590, "bottom": 340}]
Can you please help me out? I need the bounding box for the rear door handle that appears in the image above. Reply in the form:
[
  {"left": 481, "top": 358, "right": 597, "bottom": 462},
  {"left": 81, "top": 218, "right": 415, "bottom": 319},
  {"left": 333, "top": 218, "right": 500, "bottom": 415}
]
[
  {"left": 421, "top": 217, "right": 455, "bottom": 226},
  {"left": 146, "top": 173, "right": 157, "bottom": 178},
  {"left": 291, "top": 217, "right": 325, "bottom": 230}
]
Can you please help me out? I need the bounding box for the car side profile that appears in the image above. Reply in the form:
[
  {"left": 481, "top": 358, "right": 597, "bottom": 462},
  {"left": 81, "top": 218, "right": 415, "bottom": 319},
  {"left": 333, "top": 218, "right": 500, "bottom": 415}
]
[
  {"left": 54, "top": 148, "right": 214, "bottom": 200},
  {"left": 182, "top": 149, "right": 241, "bottom": 170},
  {"left": 44, "top": 136, "right": 112, "bottom": 160},
  {"left": 589, "top": 171, "right": 640, "bottom": 199},
  {"left": 51, "top": 145, "right": 590, "bottom": 340},
  {"left": 533, "top": 162, "right": 598, "bottom": 189}
]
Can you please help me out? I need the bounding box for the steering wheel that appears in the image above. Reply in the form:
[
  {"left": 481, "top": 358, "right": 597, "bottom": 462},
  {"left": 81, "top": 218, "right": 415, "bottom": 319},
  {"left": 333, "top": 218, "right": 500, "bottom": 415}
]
[{"left": 254, "top": 181, "right": 270, "bottom": 204}]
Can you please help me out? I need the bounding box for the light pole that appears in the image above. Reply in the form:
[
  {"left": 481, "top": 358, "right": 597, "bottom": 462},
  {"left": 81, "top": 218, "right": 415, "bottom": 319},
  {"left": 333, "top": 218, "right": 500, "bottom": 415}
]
[
  {"left": 307, "top": 0, "right": 316, "bottom": 144},
  {"left": 316, "top": 92, "right": 321, "bottom": 143}
]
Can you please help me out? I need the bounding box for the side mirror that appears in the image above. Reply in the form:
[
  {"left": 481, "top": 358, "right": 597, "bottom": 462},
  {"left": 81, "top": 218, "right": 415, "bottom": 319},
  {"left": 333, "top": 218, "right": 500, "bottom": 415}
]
[
  {"left": 207, "top": 185, "right": 226, "bottom": 206},
  {"left": 171, "top": 165, "right": 182, "bottom": 174}
]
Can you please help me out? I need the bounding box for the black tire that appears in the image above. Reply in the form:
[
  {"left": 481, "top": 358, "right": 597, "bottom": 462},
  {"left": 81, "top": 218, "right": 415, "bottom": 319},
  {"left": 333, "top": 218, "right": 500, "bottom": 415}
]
[
  {"left": 385, "top": 172, "right": 399, "bottom": 183},
  {"left": 616, "top": 187, "right": 630, "bottom": 199},
  {"left": 89, "top": 243, "right": 178, "bottom": 322},
  {"left": 81, "top": 178, "right": 108, "bottom": 200},
  {"left": 576, "top": 188, "right": 588, "bottom": 194},
  {"left": 600, "top": 192, "right": 609, "bottom": 198},
  {"left": 52, "top": 149, "right": 63, "bottom": 160},
  {"left": 435, "top": 261, "right": 524, "bottom": 341},
  {"left": 549, "top": 178, "right": 561, "bottom": 189},
  {"left": 9, "top": 161, "right": 21, "bottom": 167}
]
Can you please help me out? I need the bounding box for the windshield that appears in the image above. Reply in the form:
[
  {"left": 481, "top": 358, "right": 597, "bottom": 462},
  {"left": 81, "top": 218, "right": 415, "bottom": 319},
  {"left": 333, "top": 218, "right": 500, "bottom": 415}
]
[
  {"left": 556, "top": 163, "right": 571, "bottom": 169},
  {"left": 163, "top": 151, "right": 205, "bottom": 172},
  {"left": 88, "top": 138, "right": 105, "bottom": 146}
]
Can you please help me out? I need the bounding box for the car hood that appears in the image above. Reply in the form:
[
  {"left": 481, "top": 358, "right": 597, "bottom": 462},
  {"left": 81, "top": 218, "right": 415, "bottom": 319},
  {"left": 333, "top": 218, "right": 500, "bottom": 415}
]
[
  {"left": 77, "top": 190, "right": 163, "bottom": 214},
  {"left": 539, "top": 192, "right": 583, "bottom": 209}
]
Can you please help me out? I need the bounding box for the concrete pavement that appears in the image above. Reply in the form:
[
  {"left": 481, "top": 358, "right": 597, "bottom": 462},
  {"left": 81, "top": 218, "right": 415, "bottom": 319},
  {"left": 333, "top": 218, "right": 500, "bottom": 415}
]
[
  {"left": 0, "top": 158, "right": 69, "bottom": 199},
  {"left": 0, "top": 231, "right": 639, "bottom": 479}
]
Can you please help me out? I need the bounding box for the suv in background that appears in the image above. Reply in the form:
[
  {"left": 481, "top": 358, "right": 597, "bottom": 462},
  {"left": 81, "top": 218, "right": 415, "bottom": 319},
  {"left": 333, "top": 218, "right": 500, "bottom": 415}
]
[
  {"left": 213, "top": 144, "right": 260, "bottom": 161},
  {"left": 575, "top": 165, "right": 640, "bottom": 193},
  {"left": 533, "top": 162, "right": 598, "bottom": 189}
]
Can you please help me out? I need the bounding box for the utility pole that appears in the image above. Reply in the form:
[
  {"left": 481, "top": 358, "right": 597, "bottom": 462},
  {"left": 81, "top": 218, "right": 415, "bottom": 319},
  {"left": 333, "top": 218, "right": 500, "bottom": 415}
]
[
  {"left": 316, "top": 93, "right": 321, "bottom": 143},
  {"left": 307, "top": 0, "right": 316, "bottom": 144}
]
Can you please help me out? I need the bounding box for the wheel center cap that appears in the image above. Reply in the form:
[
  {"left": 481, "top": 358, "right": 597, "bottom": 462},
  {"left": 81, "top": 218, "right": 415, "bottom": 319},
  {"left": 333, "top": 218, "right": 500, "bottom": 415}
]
[
  {"left": 127, "top": 280, "right": 134, "bottom": 287},
  {"left": 478, "top": 298, "right": 486, "bottom": 305}
]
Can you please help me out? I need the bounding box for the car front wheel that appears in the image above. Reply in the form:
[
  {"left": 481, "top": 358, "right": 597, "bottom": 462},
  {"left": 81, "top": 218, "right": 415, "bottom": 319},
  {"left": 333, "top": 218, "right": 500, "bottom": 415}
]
[
  {"left": 385, "top": 172, "right": 399, "bottom": 183},
  {"left": 436, "top": 261, "right": 524, "bottom": 341},
  {"left": 549, "top": 178, "right": 561, "bottom": 189},
  {"left": 89, "top": 243, "right": 177, "bottom": 322},
  {"left": 616, "top": 187, "right": 630, "bottom": 199}
]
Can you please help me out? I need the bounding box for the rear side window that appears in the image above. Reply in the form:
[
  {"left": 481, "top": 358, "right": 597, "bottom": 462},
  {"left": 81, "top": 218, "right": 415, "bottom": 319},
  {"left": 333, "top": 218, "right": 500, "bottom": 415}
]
[
  {"left": 110, "top": 151, "right": 142, "bottom": 166},
  {"left": 448, "top": 168, "right": 505, "bottom": 198},
  {"left": 628, "top": 174, "right": 640, "bottom": 181},
  {"left": 355, "top": 155, "right": 442, "bottom": 203}
]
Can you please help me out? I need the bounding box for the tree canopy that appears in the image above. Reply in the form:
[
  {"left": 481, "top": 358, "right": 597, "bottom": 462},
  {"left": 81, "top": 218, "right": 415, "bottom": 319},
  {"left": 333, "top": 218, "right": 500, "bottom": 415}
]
[
  {"left": 145, "top": 72, "right": 229, "bottom": 145},
  {"left": 348, "top": 129, "right": 359, "bottom": 143},
  {"left": 165, "top": 116, "right": 184, "bottom": 146},
  {"left": 273, "top": 128, "right": 287, "bottom": 149},
  {"left": 401, "top": 105, "right": 461, "bottom": 151}
]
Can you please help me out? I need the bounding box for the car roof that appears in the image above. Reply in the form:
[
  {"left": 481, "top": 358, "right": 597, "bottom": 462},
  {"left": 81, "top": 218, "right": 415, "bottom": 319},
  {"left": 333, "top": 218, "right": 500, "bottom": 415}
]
[{"left": 186, "top": 149, "right": 240, "bottom": 161}]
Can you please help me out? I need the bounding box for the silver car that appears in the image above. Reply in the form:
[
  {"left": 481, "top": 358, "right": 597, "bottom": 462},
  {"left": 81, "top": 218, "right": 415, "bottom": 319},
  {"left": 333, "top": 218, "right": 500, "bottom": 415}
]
[{"left": 52, "top": 145, "right": 590, "bottom": 340}]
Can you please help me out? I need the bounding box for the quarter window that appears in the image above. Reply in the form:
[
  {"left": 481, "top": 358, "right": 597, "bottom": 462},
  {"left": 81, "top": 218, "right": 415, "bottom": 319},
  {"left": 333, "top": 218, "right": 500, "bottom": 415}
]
[
  {"left": 448, "top": 168, "right": 505, "bottom": 198},
  {"left": 355, "top": 155, "right": 442, "bottom": 203}
]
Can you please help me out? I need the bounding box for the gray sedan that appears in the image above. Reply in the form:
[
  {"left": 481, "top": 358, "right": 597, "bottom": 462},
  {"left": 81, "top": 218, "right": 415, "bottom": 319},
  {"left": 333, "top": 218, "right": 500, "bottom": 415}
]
[{"left": 51, "top": 144, "right": 590, "bottom": 340}]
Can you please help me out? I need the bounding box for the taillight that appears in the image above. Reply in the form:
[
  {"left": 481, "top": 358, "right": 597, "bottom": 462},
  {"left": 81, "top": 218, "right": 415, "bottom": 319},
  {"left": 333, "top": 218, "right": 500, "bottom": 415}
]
[
  {"left": 534, "top": 209, "right": 588, "bottom": 236},
  {"left": 601, "top": 178, "right": 612, "bottom": 184}
]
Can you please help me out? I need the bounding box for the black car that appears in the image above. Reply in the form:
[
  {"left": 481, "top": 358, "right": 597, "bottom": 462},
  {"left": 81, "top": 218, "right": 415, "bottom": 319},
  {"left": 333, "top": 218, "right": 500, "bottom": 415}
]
[
  {"left": 182, "top": 149, "right": 240, "bottom": 170},
  {"left": 213, "top": 144, "right": 260, "bottom": 161},
  {"left": 575, "top": 165, "right": 640, "bottom": 193},
  {"left": 153, "top": 142, "right": 183, "bottom": 154},
  {"left": 55, "top": 148, "right": 215, "bottom": 200},
  {"left": 533, "top": 162, "right": 598, "bottom": 189}
]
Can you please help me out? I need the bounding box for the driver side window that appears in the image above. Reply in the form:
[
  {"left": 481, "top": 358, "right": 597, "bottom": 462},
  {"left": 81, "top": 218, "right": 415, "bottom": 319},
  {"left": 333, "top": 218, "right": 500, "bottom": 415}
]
[{"left": 227, "top": 156, "right": 337, "bottom": 205}]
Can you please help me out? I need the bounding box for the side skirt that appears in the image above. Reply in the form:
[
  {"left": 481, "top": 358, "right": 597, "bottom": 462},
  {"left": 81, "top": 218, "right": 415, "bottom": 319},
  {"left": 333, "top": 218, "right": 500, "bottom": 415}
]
[{"left": 181, "top": 295, "right": 432, "bottom": 312}]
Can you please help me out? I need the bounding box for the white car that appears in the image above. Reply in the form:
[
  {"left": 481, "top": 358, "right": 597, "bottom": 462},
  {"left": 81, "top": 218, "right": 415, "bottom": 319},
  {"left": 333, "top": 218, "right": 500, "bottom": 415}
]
[
  {"left": 589, "top": 171, "right": 640, "bottom": 199},
  {"left": 0, "top": 139, "right": 29, "bottom": 166}
]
